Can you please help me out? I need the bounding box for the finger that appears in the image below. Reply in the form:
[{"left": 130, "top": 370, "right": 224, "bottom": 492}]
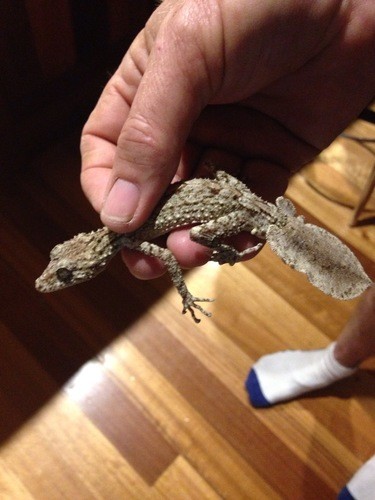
[
  {"left": 80, "top": 136, "right": 116, "bottom": 213},
  {"left": 100, "top": 1, "right": 223, "bottom": 232},
  {"left": 121, "top": 248, "right": 167, "bottom": 280},
  {"left": 80, "top": 32, "right": 147, "bottom": 211},
  {"left": 121, "top": 227, "right": 211, "bottom": 281}
]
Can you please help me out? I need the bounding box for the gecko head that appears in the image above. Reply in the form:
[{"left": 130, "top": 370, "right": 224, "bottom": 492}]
[
  {"left": 35, "top": 232, "right": 114, "bottom": 293},
  {"left": 35, "top": 261, "right": 92, "bottom": 292},
  {"left": 35, "top": 255, "right": 107, "bottom": 292}
]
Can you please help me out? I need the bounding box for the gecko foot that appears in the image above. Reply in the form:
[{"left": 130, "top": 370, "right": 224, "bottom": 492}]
[
  {"left": 182, "top": 294, "right": 214, "bottom": 323},
  {"left": 211, "top": 242, "right": 264, "bottom": 265}
]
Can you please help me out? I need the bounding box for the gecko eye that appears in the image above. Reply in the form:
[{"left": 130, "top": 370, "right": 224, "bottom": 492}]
[{"left": 56, "top": 267, "right": 74, "bottom": 284}]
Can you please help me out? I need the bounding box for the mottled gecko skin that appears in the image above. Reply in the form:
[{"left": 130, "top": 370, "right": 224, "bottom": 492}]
[{"left": 35, "top": 170, "right": 372, "bottom": 322}]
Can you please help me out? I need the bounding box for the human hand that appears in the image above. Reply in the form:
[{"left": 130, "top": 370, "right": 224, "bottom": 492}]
[{"left": 80, "top": 0, "right": 375, "bottom": 279}]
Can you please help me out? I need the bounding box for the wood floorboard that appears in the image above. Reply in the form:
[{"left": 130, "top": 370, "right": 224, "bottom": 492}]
[
  {"left": 128, "top": 323, "right": 335, "bottom": 497},
  {"left": 66, "top": 364, "right": 177, "bottom": 485},
  {"left": 0, "top": 125, "right": 374, "bottom": 498}
]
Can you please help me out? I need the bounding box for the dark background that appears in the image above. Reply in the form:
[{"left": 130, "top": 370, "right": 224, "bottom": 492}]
[{"left": 0, "top": 0, "right": 155, "bottom": 169}]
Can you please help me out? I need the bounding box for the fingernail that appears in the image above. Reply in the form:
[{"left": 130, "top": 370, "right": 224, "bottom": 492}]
[{"left": 102, "top": 178, "right": 140, "bottom": 223}]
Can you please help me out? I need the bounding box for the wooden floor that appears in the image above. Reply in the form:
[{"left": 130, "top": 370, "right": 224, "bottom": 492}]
[{"left": 0, "top": 128, "right": 374, "bottom": 499}]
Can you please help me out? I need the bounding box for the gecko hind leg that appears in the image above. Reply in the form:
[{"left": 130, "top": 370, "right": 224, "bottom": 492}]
[
  {"left": 190, "top": 217, "right": 263, "bottom": 265},
  {"left": 136, "top": 241, "right": 213, "bottom": 323}
]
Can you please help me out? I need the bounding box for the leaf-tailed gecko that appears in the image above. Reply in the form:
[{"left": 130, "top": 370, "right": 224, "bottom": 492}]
[{"left": 35, "top": 170, "right": 372, "bottom": 322}]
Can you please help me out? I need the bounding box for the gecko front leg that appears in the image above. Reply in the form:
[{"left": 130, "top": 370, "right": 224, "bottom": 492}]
[{"left": 134, "top": 241, "right": 213, "bottom": 323}]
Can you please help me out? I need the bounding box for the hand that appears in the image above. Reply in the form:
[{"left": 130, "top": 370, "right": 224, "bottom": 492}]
[{"left": 80, "top": 0, "right": 375, "bottom": 279}]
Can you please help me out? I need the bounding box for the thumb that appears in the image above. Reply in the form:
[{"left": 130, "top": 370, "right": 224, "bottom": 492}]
[{"left": 100, "top": 6, "right": 217, "bottom": 232}]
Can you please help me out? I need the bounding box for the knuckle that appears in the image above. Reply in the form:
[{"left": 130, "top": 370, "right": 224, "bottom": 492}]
[{"left": 117, "top": 114, "right": 165, "bottom": 167}]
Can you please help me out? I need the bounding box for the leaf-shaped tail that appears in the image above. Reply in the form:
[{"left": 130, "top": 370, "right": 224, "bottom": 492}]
[{"left": 267, "top": 221, "right": 372, "bottom": 300}]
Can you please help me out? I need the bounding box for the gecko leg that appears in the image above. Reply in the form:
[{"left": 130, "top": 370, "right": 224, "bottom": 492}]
[
  {"left": 190, "top": 214, "right": 264, "bottom": 265},
  {"left": 135, "top": 241, "right": 213, "bottom": 323}
]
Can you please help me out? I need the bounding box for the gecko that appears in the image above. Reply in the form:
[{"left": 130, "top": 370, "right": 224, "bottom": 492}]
[{"left": 35, "top": 170, "right": 372, "bottom": 322}]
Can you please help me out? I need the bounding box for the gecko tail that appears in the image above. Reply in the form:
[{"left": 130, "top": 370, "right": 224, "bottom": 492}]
[{"left": 266, "top": 222, "right": 372, "bottom": 300}]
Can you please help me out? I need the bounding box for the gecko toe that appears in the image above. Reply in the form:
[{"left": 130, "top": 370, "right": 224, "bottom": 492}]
[{"left": 182, "top": 295, "right": 213, "bottom": 322}]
